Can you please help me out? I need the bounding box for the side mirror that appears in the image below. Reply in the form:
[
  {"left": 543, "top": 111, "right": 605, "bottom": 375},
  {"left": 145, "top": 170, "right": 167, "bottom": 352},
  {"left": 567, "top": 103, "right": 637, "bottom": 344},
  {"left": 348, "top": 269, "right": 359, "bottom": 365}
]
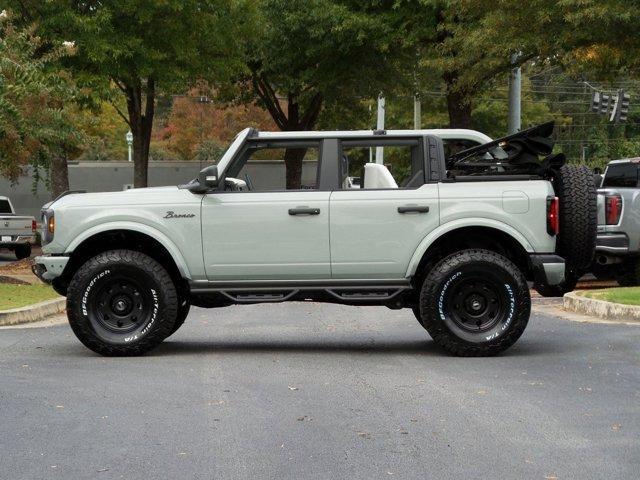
[{"left": 197, "top": 165, "right": 219, "bottom": 190}]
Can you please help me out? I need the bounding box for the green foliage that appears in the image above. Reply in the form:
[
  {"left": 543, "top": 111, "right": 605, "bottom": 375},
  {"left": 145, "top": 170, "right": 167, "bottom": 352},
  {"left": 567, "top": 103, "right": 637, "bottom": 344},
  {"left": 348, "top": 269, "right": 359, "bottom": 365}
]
[{"left": 0, "top": 17, "right": 84, "bottom": 182}]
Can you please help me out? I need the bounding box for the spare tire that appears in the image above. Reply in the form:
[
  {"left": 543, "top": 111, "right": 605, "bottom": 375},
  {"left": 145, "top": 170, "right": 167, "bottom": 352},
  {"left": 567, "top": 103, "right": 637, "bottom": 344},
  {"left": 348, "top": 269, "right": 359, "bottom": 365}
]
[
  {"left": 535, "top": 165, "right": 597, "bottom": 297},
  {"left": 553, "top": 164, "right": 597, "bottom": 271}
]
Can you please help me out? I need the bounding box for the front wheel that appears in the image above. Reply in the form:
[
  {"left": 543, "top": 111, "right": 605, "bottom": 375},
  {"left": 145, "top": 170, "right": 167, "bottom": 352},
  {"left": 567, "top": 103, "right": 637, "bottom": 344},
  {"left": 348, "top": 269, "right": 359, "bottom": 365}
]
[
  {"left": 66, "top": 250, "right": 178, "bottom": 356},
  {"left": 418, "top": 249, "right": 531, "bottom": 356}
]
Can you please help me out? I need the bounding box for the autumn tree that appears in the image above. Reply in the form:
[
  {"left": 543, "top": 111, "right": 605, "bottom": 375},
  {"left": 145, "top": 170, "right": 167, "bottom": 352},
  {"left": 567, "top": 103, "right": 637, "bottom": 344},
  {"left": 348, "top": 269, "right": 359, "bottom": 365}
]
[
  {"left": 0, "top": 15, "right": 83, "bottom": 197},
  {"left": 9, "top": 0, "right": 251, "bottom": 187}
]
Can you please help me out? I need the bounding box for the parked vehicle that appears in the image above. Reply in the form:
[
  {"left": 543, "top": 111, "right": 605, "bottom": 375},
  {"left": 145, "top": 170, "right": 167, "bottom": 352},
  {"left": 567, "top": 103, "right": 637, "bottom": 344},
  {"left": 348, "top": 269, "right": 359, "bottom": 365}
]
[
  {"left": 0, "top": 196, "right": 37, "bottom": 260},
  {"left": 592, "top": 158, "right": 640, "bottom": 285},
  {"left": 33, "top": 123, "right": 596, "bottom": 357}
]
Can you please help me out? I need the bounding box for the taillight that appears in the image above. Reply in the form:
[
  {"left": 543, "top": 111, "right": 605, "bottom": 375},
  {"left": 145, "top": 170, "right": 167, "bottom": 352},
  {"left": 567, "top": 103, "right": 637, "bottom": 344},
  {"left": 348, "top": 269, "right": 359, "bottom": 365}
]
[
  {"left": 605, "top": 194, "right": 622, "bottom": 225},
  {"left": 32, "top": 219, "right": 37, "bottom": 232},
  {"left": 547, "top": 196, "right": 559, "bottom": 236}
]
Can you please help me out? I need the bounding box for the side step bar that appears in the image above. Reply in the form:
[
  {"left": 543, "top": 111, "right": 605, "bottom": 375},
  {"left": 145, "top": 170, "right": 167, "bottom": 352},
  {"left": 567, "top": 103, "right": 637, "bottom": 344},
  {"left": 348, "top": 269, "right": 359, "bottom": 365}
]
[{"left": 190, "top": 279, "right": 414, "bottom": 306}]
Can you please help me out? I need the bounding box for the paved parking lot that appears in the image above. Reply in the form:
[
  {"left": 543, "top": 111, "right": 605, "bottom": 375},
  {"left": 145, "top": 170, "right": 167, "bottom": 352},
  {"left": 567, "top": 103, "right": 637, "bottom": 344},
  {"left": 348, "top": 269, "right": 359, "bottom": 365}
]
[
  {"left": 1, "top": 301, "right": 638, "bottom": 479},
  {"left": 0, "top": 251, "right": 18, "bottom": 267}
]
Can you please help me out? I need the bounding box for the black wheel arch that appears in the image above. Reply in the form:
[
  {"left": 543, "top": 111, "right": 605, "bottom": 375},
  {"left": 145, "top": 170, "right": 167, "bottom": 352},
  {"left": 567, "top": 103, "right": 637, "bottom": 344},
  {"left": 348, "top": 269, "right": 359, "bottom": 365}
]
[
  {"left": 413, "top": 226, "right": 531, "bottom": 288},
  {"left": 56, "top": 230, "right": 189, "bottom": 298}
]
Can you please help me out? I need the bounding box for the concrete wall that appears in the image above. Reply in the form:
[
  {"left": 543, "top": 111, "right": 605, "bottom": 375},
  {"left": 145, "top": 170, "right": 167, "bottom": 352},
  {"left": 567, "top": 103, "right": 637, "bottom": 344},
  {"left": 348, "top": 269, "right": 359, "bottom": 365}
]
[{"left": 0, "top": 160, "right": 318, "bottom": 218}]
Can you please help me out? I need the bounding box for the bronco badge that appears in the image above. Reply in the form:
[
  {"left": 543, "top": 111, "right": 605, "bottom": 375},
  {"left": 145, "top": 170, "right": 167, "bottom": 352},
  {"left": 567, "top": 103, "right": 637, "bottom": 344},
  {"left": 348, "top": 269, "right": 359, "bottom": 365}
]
[{"left": 164, "top": 211, "right": 195, "bottom": 219}]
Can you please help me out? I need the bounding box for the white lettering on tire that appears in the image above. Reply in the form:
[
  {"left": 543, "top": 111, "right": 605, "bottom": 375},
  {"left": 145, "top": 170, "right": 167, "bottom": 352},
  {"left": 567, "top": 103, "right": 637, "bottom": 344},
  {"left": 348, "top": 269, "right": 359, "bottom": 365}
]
[
  {"left": 438, "top": 271, "right": 462, "bottom": 321},
  {"left": 81, "top": 270, "right": 111, "bottom": 316},
  {"left": 124, "top": 288, "right": 159, "bottom": 343}
]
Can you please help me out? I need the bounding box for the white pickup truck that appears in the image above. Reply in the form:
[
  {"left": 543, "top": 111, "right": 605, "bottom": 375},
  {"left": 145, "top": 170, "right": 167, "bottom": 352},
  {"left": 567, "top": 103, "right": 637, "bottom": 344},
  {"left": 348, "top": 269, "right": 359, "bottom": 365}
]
[
  {"left": 33, "top": 123, "right": 596, "bottom": 357},
  {"left": 0, "top": 196, "right": 36, "bottom": 260}
]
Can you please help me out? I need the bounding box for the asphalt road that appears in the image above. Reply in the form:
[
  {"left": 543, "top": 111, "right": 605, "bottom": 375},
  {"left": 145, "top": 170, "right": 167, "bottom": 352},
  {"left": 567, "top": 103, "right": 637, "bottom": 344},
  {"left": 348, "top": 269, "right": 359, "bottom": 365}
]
[
  {"left": 0, "top": 251, "right": 18, "bottom": 266},
  {"left": 1, "top": 302, "right": 639, "bottom": 480}
]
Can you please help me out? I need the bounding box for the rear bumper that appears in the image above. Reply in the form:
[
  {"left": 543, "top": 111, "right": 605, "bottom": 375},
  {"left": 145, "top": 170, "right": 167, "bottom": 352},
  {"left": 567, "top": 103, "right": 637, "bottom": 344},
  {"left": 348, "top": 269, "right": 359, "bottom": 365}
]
[
  {"left": 0, "top": 235, "right": 36, "bottom": 247},
  {"left": 529, "top": 254, "right": 565, "bottom": 286},
  {"left": 32, "top": 255, "right": 69, "bottom": 283},
  {"left": 595, "top": 233, "right": 629, "bottom": 255}
]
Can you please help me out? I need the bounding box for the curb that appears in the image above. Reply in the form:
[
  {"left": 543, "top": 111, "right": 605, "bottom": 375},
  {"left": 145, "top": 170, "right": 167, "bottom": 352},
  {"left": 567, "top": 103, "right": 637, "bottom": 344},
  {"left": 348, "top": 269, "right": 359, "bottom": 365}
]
[
  {"left": 563, "top": 291, "right": 640, "bottom": 323},
  {"left": 0, "top": 297, "right": 66, "bottom": 327}
]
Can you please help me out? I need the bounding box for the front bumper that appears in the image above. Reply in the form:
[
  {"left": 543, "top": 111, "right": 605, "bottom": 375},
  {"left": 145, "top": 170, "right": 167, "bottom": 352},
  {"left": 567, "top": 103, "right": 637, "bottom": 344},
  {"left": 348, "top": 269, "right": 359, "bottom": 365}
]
[
  {"left": 529, "top": 254, "right": 565, "bottom": 286},
  {"left": 32, "top": 255, "right": 69, "bottom": 283},
  {"left": 595, "top": 233, "right": 629, "bottom": 255}
]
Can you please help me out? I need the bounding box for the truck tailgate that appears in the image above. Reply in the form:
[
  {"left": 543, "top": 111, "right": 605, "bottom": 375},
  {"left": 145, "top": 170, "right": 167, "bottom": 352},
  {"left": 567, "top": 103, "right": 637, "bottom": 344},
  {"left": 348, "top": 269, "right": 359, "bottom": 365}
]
[{"left": 0, "top": 216, "right": 34, "bottom": 239}]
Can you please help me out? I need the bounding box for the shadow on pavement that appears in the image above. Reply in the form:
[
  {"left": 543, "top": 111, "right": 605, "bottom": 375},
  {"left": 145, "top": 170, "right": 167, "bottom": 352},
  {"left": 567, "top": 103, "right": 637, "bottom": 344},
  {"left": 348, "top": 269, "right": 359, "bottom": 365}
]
[{"left": 149, "top": 337, "right": 556, "bottom": 358}]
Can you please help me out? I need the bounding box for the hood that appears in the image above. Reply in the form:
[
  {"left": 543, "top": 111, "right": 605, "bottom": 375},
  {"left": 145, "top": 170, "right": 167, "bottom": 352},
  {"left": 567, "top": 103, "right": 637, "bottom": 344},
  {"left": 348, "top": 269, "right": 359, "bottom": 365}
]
[{"left": 49, "top": 186, "right": 187, "bottom": 209}]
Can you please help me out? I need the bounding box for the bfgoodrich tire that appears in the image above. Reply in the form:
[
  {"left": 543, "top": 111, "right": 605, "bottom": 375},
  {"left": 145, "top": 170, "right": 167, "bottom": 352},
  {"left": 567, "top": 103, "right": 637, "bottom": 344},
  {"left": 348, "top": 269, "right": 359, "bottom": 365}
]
[
  {"left": 552, "top": 164, "right": 597, "bottom": 271},
  {"left": 66, "top": 250, "right": 178, "bottom": 356},
  {"left": 418, "top": 249, "right": 531, "bottom": 356}
]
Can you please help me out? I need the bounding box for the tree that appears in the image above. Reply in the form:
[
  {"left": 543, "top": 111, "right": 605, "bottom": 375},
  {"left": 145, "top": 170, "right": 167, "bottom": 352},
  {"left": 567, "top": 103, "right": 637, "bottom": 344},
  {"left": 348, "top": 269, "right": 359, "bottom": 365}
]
[
  {"left": 388, "top": 0, "right": 561, "bottom": 129},
  {"left": 10, "top": 0, "right": 250, "bottom": 187},
  {"left": 155, "top": 92, "right": 276, "bottom": 161},
  {"left": 241, "top": 0, "right": 400, "bottom": 188},
  {"left": 0, "top": 15, "right": 83, "bottom": 197},
  {"left": 556, "top": 0, "right": 640, "bottom": 74}
]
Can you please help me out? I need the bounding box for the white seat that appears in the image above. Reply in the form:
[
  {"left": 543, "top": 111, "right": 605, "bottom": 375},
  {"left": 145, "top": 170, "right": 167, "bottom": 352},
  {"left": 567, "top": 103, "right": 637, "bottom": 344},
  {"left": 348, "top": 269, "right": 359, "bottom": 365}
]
[{"left": 363, "top": 163, "right": 398, "bottom": 189}]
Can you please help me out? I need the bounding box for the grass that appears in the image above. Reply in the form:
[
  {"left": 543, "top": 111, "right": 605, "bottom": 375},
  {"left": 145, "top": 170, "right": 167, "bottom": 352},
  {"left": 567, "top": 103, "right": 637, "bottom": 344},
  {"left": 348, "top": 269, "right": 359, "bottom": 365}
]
[
  {"left": 579, "top": 287, "right": 640, "bottom": 306},
  {"left": 0, "top": 284, "right": 60, "bottom": 311}
]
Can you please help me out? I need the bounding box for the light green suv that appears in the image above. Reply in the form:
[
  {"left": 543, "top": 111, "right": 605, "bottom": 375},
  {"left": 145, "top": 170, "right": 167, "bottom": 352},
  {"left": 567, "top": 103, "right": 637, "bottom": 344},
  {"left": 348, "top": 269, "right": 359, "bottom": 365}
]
[{"left": 34, "top": 123, "right": 596, "bottom": 357}]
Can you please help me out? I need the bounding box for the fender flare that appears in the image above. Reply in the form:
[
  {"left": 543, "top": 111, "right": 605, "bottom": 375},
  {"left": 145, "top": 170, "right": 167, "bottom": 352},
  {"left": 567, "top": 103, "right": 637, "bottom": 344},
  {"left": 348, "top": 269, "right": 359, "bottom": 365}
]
[
  {"left": 405, "top": 218, "right": 534, "bottom": 277},
  {"left": 65, "top": 221, "right": 192, "bottom": 279}
]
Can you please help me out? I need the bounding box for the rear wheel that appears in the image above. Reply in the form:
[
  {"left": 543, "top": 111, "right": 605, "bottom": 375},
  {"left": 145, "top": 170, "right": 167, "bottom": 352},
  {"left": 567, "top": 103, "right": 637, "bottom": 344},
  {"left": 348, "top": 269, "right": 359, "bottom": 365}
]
[
  {"left": 66, "top": 250, "right": 178, "bottom": 356},
  {"left": 417, "top": 249, "right": 530, "bottom": 356},
  {"left": 14, "top": 244, "right": 31, "bottom": 260}
]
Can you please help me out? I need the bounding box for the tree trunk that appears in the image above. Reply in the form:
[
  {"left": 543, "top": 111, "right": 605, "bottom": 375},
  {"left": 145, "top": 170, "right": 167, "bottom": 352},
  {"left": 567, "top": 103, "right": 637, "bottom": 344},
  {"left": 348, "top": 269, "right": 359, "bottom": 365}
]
[
  {"left": 50, "top": 153, "right": 69, "bottom": 199},
  {"left": 284, "top": 148, "right": 307, "bottom": 189},
  {"left": 125, "top": 77, "right": 155, "bottom": 188},
  {"left": 446, "top": 88, "right": 473, "bottom": 129}
]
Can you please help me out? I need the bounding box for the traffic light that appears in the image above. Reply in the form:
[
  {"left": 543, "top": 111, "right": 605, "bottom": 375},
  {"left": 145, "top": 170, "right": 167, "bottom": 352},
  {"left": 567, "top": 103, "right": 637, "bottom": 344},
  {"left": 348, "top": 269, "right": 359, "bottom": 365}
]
[
  {"left": 610, "top": 90, "right": 631, "bottom": 123},
  {"left": 599, "top": 93, "right": 612, "bottom": 115},
  {"left": 591, "top": 91, "right": 601, "bottom": 113}
]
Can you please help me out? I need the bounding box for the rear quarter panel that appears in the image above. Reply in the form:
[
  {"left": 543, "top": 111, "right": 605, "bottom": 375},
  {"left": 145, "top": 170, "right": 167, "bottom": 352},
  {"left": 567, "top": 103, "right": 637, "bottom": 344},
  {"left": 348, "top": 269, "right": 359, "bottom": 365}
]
[{"left": 438, "top": 180, "right": 556, "bottom": 253}]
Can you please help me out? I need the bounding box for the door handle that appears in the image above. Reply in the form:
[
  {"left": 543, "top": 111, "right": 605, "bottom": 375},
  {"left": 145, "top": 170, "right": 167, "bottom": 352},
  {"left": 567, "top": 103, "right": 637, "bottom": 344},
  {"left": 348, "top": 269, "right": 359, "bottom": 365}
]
[
  {"left": 397, "top": 205, "right": 430, "bottom": 214},
  {"left": 289, "top": 207, "right": 321, "bottom": 216}
]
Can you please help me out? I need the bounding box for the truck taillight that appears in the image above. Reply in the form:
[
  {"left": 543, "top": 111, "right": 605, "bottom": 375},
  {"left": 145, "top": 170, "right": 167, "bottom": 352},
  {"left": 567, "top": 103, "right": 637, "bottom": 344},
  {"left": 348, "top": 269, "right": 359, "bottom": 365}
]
[
  {"left": 32, "top": 219, "right": 37, "bottom": 232},
  {"left": 547, "top": 196, "right": 559, "bottom": 236},
  {"left": 605, "top": 194, "right": 622, "bottom": 225}
]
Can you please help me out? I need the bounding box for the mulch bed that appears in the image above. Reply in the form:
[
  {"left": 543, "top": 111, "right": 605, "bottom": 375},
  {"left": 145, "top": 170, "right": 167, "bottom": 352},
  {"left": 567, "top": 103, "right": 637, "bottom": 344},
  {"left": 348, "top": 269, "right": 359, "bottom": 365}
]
[{"left": 0, "top": 275, "right": 29, "bottom": 285}]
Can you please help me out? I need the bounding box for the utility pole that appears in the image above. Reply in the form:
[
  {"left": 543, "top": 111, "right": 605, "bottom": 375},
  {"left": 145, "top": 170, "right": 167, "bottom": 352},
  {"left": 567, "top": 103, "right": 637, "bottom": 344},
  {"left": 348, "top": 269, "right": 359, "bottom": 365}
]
[
  {"left": 413, "top": 94, "right": 421, "bottom": 130},
  {"left": 507, "top": 54, "right": 521, "bottom": 134},
  {"left": 375, "top": 93, "right": 385, "bottom": 164}
]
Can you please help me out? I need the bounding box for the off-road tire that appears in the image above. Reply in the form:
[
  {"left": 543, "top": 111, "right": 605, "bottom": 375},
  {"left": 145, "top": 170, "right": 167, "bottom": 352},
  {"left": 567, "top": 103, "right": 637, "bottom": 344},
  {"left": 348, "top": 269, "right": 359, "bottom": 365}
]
[
  {"left": 66, "top": 250, "right": 178, "bottom": 356},
  {"left": 552, "top": 164, "right": 597, "bottom": 271},
  {"left": 615, "top": 258, "right": 640, "bottom": 286},
  {"left": 533, "top": 269, "right": 579, "bottom": 297},
  {"left": 418, "top": 249, "right": 530, "bottom": 356},
  {"left": 14, "top": 244, "right": 31, "bottom": 260},
  {"left": 165, "top": 296, "right": 190, "bottom": 338}
]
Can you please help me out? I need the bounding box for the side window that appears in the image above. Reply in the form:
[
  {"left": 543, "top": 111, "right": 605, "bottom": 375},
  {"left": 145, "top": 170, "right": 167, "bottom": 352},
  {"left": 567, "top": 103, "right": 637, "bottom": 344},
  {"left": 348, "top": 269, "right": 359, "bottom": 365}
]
[
  {"left": 603, "top": 163, "right": 639, "bottom": 188},
  {"left": 339, "top": 140, "right": 424, "bottom": 190},
  {"left": 226, "top": 142, "right": 320, "bottom": 191}
]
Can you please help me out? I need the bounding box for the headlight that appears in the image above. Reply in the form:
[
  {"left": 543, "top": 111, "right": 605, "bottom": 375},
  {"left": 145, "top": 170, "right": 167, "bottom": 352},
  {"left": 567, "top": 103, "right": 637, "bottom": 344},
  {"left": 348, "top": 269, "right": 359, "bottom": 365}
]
[{"left": 41, "top": 209, "right": 55, "bottom": 244}]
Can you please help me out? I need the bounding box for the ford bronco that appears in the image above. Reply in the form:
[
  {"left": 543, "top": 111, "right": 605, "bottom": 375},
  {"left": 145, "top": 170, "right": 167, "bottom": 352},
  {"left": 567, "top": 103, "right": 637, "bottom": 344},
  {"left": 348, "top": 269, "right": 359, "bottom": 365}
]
[{"left": 33, "top": 123, "right": 596, "bottom": 356}]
